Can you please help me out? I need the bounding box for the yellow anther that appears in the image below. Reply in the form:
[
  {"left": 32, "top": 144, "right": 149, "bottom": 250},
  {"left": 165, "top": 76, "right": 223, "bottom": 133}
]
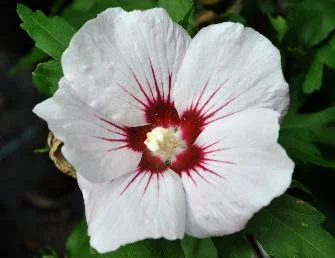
[{"left": 144, "top": 127, "right": 183, "bottom": 161}]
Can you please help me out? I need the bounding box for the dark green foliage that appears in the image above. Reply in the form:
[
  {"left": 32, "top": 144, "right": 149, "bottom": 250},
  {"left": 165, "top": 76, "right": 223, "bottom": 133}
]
[
  {"left": 213, "top": 232, "right": 252, "bottom": 258},
  {"left": 303, "top": 36, "right": 335, "bottom": 93},
  {"left": 17, "top": 4, "right": 76, "bottom": 60},
  {"left": 285, "top": 0, "right": 335, "bottom": 49},
  {"left": 33, "top": 60, "right": 62, "bottom": 96},
  {"left": 181, "top": 235, "right": 217, "bottom": 258},
  {"left": 247, "top": 195, "right": 335, "bottom": 258},
  {"left": 66, "top": 220, "right": 185, "bottom": 258}
]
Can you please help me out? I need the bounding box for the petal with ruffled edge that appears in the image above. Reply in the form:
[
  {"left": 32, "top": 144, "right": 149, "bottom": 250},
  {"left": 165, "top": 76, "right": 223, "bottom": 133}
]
[
  {"left": 33, "top": 78, "right": 147, "bottom": 182},
  {"left": 173, "top": 22, "right": 288, "bottom": 145},
  {"left": 171, "top": 108, "right": 294, "bottom": 237},
  {"left": 62, "top": 8, "right": 191, "bottom": 127},
  {"left": 77, "top": 169, "right": 186, "bottom": 253}
]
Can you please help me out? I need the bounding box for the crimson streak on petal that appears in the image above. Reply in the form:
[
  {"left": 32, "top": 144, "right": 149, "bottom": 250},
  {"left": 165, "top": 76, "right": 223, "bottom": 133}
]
[
  {"left": 138, "top": 151, "right": 167, "bottom": 174},
  {"left": 125, "top": 125, "right": 153, "bottom": 152},
  {"left": 144, "top": 65, "right": 179, "bottom": 127},
  {"left": 170, "top": 145, "right": 227, "bottom": 184},
  {"left": 145, "top": 100, "right": 180, "bottom": 127},
  {"left": 96, "top": 115, "right": 152, "bottom": 152},
  {"left": 179, "top": 109, "right": 205, "bottom": 146},
  {"left": 132, "top": 63, "right": 179, "bottom": 127},
  {"left": 120, "top": 151, "right": 168, "bottom": 195},
  {"left": 179, "top": 79, "right": 239, "bottom": 145}
]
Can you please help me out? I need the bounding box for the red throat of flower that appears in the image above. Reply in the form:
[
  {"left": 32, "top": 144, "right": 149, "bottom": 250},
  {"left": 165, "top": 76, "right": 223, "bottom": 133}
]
[
  {"left": 95, "top": 66, "right": 236, "bottom": 193},
  {"left": 97, "top": 90, "right": 228, "bottom": 189}
]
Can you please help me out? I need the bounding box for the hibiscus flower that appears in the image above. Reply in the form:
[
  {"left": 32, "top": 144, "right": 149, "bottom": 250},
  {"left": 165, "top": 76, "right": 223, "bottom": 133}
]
[{"left": 33, "top": 7, "right": 294, "bottom": 253}]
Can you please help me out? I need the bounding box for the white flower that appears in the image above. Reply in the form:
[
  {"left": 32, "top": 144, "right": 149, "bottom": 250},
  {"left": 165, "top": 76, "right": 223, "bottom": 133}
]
[{"left": 33, "top": 8, "right": 294, "bottom": 253}]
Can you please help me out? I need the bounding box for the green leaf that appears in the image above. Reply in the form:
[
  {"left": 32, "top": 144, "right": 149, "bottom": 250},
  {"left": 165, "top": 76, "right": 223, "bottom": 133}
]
[
  {"left": 181, "top": 235, "right": 217, "bottom": 258},
  {"left": 280, "top": 76, "right": 335, "bottom": 168},
  {"left": 213, "top": 232, "right": 252, "bottom": 258},
  {"left": 290, "top": 179, "right": 313, "bottom": 196},
  {"left": 158, "top": 0, "right": 194, "bottom": 24},
  {"left": 255, "top": 0, "right": 275, "bottom": 14},
  {"left": 61, "top": 0, "right": 195, "bottom": 39},
  {"left": 61, "top": 0, "right": 103, "bottom": 28},
  {"left": 177, "top": 3, "right": 196, "bottom": 36},
  {"left": 9, "top": 47, "right": 47, "bottom": 76},
  {"left": 303, "top": 36, "right": 335, "bottom": 93},
  {"left": 318, "top": 36, "right": 335, "bottom": 69},
  {"left": 247, "top": 194, "right": 335, "bottom": 258},
  {"left": 17, "top": 4, "right": 76, "bottom": 59},
  {"left": 285, "top": 0, "right": 335, "bottom": 48},
  {"left": 283, "top": 106, "right": 335, "bottom": 145},
  {"left": 269, "top": 15, "right": 288, "bottom": 43},
  {"left": 121, "top": 0, "right": 157, "bottom": 11},
  {"left": 62, "top": 0, "right": 157, "bottom": 29},
  {"left": 303, "top": 57, "right": 323, "bottom": 93},
  {"left": 34, "top": 145, "right": 50, "bottom": 154},
  {"left": 32, "top": 60, "right": 62, "bottom": 96},
  {"left": 61, "top": 0, "right": 194, "bottom": 35},
  {"left": 67, "top": 219, "right": 185, "bottom": 258},
  {"left": 287, "top": 75, "right": 307, "bottom": 113},
  {"left": 50, "top": 0, "right": 68, "bottom": 15},
  {"left": 280, "top": 127, "right": 335, "bottom": 168},
  {"left": 39, "top": 248, "right": 59, "bottom": 258}
]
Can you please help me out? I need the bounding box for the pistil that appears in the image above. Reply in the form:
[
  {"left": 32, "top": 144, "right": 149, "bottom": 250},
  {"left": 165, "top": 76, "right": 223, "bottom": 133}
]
[{"left": 144, "top": 127, "right": 184, "bottom": 163}]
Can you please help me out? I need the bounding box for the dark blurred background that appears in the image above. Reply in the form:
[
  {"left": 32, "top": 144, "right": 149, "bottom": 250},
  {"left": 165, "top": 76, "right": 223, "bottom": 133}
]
[{"left": 0, "top": 1, "right": 82, "bottom": 257}]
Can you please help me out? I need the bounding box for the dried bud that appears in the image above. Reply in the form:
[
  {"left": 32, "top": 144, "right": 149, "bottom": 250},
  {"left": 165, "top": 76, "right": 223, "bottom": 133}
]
[{"left": 47, "top": 132, "right": 76, "bottom": 178}]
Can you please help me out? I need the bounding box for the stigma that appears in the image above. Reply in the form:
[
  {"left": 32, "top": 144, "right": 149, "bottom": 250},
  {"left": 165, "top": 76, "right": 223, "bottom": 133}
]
[{"left": 144, "top": 127, "right": 184, "bottom": 163}]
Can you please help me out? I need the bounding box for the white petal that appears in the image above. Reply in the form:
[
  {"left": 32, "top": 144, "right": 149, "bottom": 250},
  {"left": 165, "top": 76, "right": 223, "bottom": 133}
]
[
  {"left": 62, "top": 8, "right": 191, "bottom": 126},
  {"left": 181, "top": 108, "right": 294, "bottom": 237},
  {"left": 77, "top": 170, "right": 186, "bottom": 253},
  {"left": 33, "top": 78, "right": 142, "bottom": 183},
  {"left": 173, "top": 22, "right": 289, "bottom": 127}
]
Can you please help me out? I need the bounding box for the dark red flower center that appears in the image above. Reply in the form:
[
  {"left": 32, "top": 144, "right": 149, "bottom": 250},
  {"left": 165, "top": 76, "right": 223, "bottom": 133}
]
[
  {"left": 97, "top": 97, "right": 208, "bottom": 174},
  {"left": 96, "top": 66, "right": 235, "bottom": 192}
]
